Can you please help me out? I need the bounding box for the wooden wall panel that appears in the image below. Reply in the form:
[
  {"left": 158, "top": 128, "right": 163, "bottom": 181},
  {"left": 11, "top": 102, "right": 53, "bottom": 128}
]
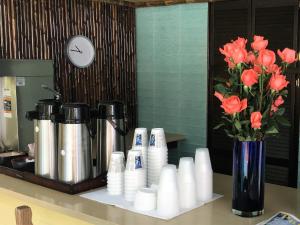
[{"left": 0, "top": 0, "right": 136, "bottom": 128}]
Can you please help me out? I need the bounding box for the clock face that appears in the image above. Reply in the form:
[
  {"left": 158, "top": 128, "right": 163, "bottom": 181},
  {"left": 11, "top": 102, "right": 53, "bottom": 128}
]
[{"left": 66, "top": 35, "right": 95, "bottom": 68}]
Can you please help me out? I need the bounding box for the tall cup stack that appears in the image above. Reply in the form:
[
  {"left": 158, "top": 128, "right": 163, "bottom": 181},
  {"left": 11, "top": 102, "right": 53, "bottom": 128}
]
[
  {"left": 157, "top": 164, "right": 180, "bottom": 218},
  {"left": 178, "top": 157, "right": 197, "bottom": 209},
  {"left": 195, "top": 148, "right": 213, "bottom": 202},
  {"left": 147, "top": 128, "right": 168, "bottom": 186}
]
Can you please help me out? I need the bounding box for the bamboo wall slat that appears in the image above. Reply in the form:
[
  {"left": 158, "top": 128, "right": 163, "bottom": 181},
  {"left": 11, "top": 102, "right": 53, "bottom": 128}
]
[{"left": 0, "top": 0, "right": 137, "bottom": 128}]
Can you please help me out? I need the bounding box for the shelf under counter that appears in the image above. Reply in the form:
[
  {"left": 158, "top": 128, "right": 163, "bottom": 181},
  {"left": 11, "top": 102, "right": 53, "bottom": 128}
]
[{"left": 0, "top": 173, "right": 299, "bottom": 225}]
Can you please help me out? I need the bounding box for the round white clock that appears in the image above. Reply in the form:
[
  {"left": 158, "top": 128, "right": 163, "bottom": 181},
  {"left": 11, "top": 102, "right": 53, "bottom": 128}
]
[{"left": 66, "top": 35, "right": 95, "bottom": 68}]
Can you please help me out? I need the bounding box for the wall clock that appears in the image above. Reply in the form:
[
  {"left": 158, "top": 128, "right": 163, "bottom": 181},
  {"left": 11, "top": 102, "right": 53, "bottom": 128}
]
[{"left": 66, "top": 35, "right": 95, "bottom": 68}]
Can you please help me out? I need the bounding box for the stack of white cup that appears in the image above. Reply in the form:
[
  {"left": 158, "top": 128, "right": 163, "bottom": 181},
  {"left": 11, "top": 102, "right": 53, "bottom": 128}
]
[
  {"left": 157, "top": 164, "right": 180, "bottom": 218},
  {"left": 147, "top": 128, "right": 168, "bottom": 186},
  {"left": 195, "top": 148, "right": 213, "bottom": 202},
  {"left": 178, "top": 157, "right": 197, "bottom": 209},
  {"left": 124, "top": 150, "right": 146, "bottom": 202},
  {"left": 131, "top": 128, "right": 148, "bottom": 168},
  {"left": 107, "top": 152, "right": 125, "bottom": 195}
]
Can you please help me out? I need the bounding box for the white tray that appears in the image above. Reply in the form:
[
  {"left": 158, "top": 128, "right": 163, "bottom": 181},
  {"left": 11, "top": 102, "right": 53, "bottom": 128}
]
[{"left": 80, "top": 188, "right": 223, "bottom": 220}]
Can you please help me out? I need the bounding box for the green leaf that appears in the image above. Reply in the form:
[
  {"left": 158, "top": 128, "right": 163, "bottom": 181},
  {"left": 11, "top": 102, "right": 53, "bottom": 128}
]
[
  {"left": 213, "top": 123, "right": 225, "bottom": 130},
  {"left": 279, "top": 90, "right": 288, "bottom": 96},
  {"left": 275, "top": 108, "right": 285, "bottom": 116},
  {"left": 245, "top": 136, "right": 254, "bottom": 141},
  {"left": 234, "top": 120, "right": 242, "bottom": 131},
  {"left": 240, "top": 120, "right": 250, "bottom": 125},
  {"left": 214, "top": 84, "right": 227, "bottom": 94},
  {"left": 237, "top": 136, "right": 246, "bottom": 141},
  {"left": 221, "top": 116, "right": 232, "bottom": 123},
  {"left": 224, "top": 129, "right": 235, "bottom": 138},
  {"left": 248, "top": 106, "right": 255, "bottom": 114},
  {"left": 265, "top": 126, "right": 279, "bottom": 134},
  {"left": 276, "top": 116, "right": 291, "bottom": 127},
  {"left": 214, "top": 76, "right": 227, "bottom": 83},
  {"left": 262, "top": 108, "right": 270, "bottom": 119}
]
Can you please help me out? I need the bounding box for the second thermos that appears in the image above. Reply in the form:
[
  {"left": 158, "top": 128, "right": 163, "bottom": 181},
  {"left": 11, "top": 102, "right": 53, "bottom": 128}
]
[{"left": 52, "top": 103, "right": 92, "bottom": 184}]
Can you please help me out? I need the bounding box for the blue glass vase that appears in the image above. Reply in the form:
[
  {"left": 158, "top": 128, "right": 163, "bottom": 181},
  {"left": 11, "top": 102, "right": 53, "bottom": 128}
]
[{"left": 232, "top": 141, "right": 265, "bottom": 217}]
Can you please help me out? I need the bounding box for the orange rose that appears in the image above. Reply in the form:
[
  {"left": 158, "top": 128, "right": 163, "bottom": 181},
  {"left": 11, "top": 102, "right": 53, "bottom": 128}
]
[
  {"left": 230, "top": 47, "right": 248, "bottom": 64},
  {"left": 277, "top": 48, "right": 297, "bottom": 64},
  {"left": 246, "top": 51, "right": 256, "bottom": 64},
  {"left": 219, "top": 40, "right": 248, "bottom": 65},
  {"left": 241, "top": 69, "right": 258, "bottom": 87},
  {"left": 271, "top": 104, "right": 278, "bottom": 113},
  {"left": 269, "top": 74, "right": 289, "bottom": 91},
  {"left": 274, "top": 96, "right": 284, "bottom": 107},
  {"left": 219, "top": 43, "right": 235, "bottom": 58},
  {"left": 224, "top": 57, "right": 235, "bottom": 68},
  {"left": 214, "top": 91, "right": 224, "bottom": 102},
  {"left": 233, "top": 37, "right": 247, "bottom": 49},
  {"left": 266, "top": 64, "right": 281, "bottom": 75},
  {"left": 250, "top": 112, "right": 262, "bottom": 129},
  {"left": 257, "top": 49, "right": 276, "bottom": 68},
  {"left": 251, "top": 35, "right": 268, "bottom": 51},
  {"left": 221, "top": 96, "right": 247, "bottom": 115},
  {"left": 253, "top": 64, "right": 262, "bottom": 74}
]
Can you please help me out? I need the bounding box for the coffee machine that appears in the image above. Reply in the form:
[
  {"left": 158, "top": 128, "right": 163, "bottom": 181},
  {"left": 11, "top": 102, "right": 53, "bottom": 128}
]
[{"left": 0, "top": 59, "right": 54, "bottom": 152}]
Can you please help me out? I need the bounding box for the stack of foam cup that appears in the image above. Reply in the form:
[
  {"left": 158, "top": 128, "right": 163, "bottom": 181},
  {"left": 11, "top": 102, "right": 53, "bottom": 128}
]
[
  {"left": 178, "top": 157, "right": 197, "bottom": 209},
  {"left": 107, "top": 151, "right": 125, "bottom": 195},
  {"left": 147, "top": 128, "right": 168, "bottom": 186},
  {"left": 131, "top": 128, "right": 148, "bottom": 169},
  {"left": 195, "top": 148, "right": 213, "bottom": 202},
  {"left": 157, "top": 164, "right": 180, "bottom": 218},
  {"left": 124, "top": 149, "right": 146, "bottom": 202}
]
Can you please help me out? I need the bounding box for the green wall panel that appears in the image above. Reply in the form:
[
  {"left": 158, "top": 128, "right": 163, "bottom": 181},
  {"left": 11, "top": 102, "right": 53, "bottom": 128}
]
[{"left": 136, "top": 3, "right": 208, "bottom": 163}]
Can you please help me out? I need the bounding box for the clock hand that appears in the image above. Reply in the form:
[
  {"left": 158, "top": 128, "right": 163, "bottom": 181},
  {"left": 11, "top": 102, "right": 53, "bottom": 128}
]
[
  {"left": 70, "top": 49, "right": 81, "bottom": 53},
  {"left": 75, "top": 45, "right": 82, "bottom": 54}
]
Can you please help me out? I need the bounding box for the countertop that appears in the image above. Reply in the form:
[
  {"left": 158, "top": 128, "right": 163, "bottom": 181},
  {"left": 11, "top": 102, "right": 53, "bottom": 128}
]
[{"left": 0, "top": 173, "right": 299, "bottom": 225}]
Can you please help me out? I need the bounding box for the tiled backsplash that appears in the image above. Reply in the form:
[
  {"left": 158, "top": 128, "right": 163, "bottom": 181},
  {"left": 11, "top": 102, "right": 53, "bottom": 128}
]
[{"left": 136, "top": 3, "right": 208, "bottom": 162}]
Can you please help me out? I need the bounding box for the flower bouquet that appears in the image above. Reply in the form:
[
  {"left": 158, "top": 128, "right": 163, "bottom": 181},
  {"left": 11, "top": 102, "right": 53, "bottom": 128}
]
[
  {"left": 214, "top": 35, "right": 297, "bottom": 141},
  {"left": 214, "top": 35, "right": 297, "bottom": 217}
]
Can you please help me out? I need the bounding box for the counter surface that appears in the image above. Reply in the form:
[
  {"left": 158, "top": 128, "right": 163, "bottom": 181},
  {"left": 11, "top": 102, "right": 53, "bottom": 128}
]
[{"left": 0, "top": 173, "right": 299, "bottom": 225}]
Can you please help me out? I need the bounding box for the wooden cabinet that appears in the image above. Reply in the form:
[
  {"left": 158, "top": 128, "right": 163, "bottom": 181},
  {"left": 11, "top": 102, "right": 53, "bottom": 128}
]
[{"left": 208, "top": 0, "right": 300, "bottom": 187}]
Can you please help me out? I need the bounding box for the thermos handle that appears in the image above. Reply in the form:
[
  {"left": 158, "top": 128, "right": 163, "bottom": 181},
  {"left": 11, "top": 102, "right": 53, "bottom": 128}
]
[
  {"left": 86, "top": 122, "right": 96, "bottom": 139},
  {"left": 25, "top": 111, "right": 39, "bottom": 121},
  {"left": 107, "top": 118, "right": 128, "bottom": 136}
]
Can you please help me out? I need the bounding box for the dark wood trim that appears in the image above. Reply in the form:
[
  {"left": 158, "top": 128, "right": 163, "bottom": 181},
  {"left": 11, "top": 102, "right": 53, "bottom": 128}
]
[
  {"left": 287, "top": 4, "right": 299, "bottom": 188},
  {"left": 133, "top": 0, "right": 227, "bottom": 7},
  {"left": 207, "top": 2, "right": 215, "bottom": 155}
]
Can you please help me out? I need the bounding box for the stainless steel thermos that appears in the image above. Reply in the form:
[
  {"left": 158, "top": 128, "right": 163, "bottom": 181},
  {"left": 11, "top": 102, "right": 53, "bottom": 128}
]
[
  {"left": 27, "top": 99, "right": 127, "bottom": 183},
  {"left": 52, "top": 103, "right": 92, "bottom": 184},
  {"left": 95, "top": 101, "right": 127, "bottom": 176},
  {"left": 26, "top": 99, "right": 61, "bottom": 179}
]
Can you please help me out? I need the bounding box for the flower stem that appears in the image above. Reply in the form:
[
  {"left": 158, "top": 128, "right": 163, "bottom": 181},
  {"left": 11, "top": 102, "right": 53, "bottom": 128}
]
[{"left": 259, "top": 74, "right": 264, "bottom": 112}]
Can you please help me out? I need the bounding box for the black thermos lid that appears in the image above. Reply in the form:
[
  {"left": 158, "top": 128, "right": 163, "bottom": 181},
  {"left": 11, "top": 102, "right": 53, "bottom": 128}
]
[
  {"left": 60, "top": 103, "right": 90, "bottom": 124},
  {"left": 98, "top": 101, "right": 124, "bottom": 119},
  {"left": 26, "top": 99, "right": 61, "bottom": 120}
]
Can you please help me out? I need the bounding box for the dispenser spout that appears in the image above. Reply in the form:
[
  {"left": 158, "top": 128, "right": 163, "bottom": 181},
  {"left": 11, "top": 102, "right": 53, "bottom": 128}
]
[{"left": 41, "top": 85, "right": 61, "bottom": 100}]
